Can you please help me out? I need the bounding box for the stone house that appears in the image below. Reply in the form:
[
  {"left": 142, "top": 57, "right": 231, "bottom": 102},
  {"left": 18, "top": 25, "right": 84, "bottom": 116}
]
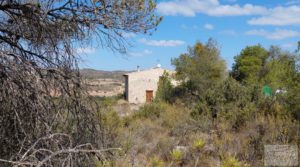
[{"left": 123, "top": 66, "right": 175, "bottom": 104}]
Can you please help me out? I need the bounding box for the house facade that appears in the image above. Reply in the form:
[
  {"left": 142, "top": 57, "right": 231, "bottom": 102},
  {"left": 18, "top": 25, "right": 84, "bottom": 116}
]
[{"left": 123, "top": 66, "right": 175, "bottom": 104}]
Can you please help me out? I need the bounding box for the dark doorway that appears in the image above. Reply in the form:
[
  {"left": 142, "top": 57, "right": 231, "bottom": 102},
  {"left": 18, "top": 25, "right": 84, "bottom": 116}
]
[{"left": 146, "top": 90, "right": 153, "bottom": 102}]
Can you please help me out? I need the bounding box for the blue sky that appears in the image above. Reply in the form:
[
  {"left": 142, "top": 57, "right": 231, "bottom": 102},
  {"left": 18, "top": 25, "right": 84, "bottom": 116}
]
[{"left": 78, "top": 0, "right": 300, "bottom": 71}]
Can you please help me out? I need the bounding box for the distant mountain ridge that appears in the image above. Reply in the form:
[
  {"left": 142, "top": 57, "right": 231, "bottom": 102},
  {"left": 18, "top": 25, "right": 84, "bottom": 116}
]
[{"left": 80, "top": 68, "right": 132, "bottom": 81}]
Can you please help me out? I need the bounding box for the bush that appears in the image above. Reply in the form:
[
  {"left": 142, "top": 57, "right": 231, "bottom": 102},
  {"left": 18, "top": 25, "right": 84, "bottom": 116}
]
[
  {"left": 221, "top": 156, "right": 249, "bottom": 167},
  {"left": 150, "top": 156, "right": 165, "bottom": 167},
  {"left": 134, "top": 102, "right": 166, "bottom": 119},
  {"left": 191, "top": 101, "right": 210, "bottom": 119},
  {"left": 101, "top": 110, "right": 122, "bottom": 147},
  {"left": 170, "top": 149, "right": 183, "bottom": 162},
  {"left": 155, "top": 137, "right": 176, "bottom": 160},
  {"left": 192, "top": 138, "right": 206, "bottom": 151}
]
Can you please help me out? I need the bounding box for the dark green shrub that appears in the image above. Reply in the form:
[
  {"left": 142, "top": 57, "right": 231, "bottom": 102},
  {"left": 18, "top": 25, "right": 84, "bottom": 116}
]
[
  {"left": 134, "top": 102, "right": 166, "bottom": 119},
  {"left": 155, "top": 72, "right": 174, "bottom": 103}
]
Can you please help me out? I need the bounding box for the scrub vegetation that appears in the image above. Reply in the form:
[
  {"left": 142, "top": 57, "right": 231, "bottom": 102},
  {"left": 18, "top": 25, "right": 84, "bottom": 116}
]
[
  {"left": 91, "top": 40, "right": 300, "bottom": 166},
  {"left": 1, "top": 0, "right": 299, "bottom": 166}
]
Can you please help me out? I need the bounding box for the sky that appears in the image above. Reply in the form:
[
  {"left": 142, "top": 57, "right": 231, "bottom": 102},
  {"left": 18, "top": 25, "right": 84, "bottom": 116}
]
[{"left": 78, "top": 0, "right": 300, "bottom": 71}]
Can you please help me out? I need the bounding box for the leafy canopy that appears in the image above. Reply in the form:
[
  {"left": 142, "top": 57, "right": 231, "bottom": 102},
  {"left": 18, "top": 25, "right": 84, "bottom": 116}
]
[
  {"left": 172, "top": 39, "right": 226, "bottom": 99},
  {"left": 231, "top": 45, "right": 269, "bottom": 84}
]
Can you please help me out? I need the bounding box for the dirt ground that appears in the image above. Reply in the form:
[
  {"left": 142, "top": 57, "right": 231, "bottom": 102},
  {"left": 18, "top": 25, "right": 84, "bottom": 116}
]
[{"left": 85, "top": 78, "right": 124, "bottom": 97}]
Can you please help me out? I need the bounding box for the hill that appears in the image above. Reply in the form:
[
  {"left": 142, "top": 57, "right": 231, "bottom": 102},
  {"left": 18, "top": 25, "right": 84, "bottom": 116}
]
[
  {"left": 80, "top": 68, "right": 131, "bottom": 81},
  {"left": 80, "top": 69, "right": 131, "bottom": 97}
]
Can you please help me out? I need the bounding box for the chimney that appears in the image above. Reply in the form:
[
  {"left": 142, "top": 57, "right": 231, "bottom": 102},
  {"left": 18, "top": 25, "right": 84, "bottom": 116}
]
[{"left": 137, "top": 65, "right": 140, "bottom": 72}]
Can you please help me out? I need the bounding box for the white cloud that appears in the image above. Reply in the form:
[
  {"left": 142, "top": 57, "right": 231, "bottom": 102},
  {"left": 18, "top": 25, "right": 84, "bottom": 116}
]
[
  {"left": 204, "top": 23, "right": 214, "bottom": 30},
  {"left": 139, "top": 38, "right": 185, "bottom": 47},
  {"left": 76, "top": 47, "right": 96, "bottom": 54},
  {"left": 128, "top": 49, "right": 153, "bottom": 57},
  {"left": 248, "top": 6, "right": 300, "bottom": 26},
  {"left": 157, "top": 0, "right": 218, "bottom": 17},
  {"left": 246, "top": 29, "right": 300, "bottom": 40},
  {"left": 207, "top": 4, "right": 267, "bottom": 16},
  {"left": 157, "top": 0, "right": 267, "bottom": 17},
  {"left": 157, "top": 0, "right": 300, "bottom": 26},
  {"left": 121, "top": 32, "right": 136, "bottom": 38}
]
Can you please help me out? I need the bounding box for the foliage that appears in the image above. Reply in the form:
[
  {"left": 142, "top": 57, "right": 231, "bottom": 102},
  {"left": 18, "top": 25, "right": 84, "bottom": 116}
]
[
  {"left": 262, "top": 46, "right": 298, "bottom": 89},
  {"left": 191, "top": 77, "right": 253, "bottom": 126},
  {"left": 104, "top": 42, "right": 300, "bottom": 167},
  {"left": 105, "top": 97, "right": 299, "bottom": 166},
  {"left": 150, "top": 156, "right": 165, "bottom": 167},
  {"left": 101, "top": 110, "right": 123, "bottom": 147},
  {"left": 172, "top": 39, "right": 227, "bottom": 99},
  {"left": 221, "top": 156, "right": 249, "bottom": 167},
  {"left": 231, "top": 44, "right": 300, "bottom": 120},
  {"left": 286, "top": 81, "right": 300, "bottom": 120},
  {"left": 192, "top": 139, "right": 206, "bottom": 151},
  {"left": 155, "top": 71, "right": 174, "bottom": 102},
  {"left": 133, "top": 102, "right": 166, "bottom": 119},
  {"left": 170, "top": 149, "right": 183, "bottom": 162},
  {"left": 231, "top": 45, "right": 269, "bottom": 84}
]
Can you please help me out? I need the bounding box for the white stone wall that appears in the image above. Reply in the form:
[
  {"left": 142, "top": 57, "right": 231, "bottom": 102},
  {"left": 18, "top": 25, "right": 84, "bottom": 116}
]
[{"left": 124, "top": 68, "right": 173, "bottom": 104}]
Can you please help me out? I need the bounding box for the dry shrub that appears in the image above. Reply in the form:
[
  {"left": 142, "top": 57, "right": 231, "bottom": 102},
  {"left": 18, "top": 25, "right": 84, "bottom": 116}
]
[
  {"left": 111, "top": 97, "right": 299, "bottom": 167},
  {"left": 159, "top": 103, "right": 190, "bottom": 129},
  {"left": 155, "top": 137, "right": 177, "bottom": 161},
  {"left": 211, "top": 110, "right": 299, "bottom": 167}
]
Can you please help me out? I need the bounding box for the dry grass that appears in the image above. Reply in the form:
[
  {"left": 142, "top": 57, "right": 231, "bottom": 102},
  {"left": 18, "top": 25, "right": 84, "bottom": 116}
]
[{"left": 96, "top": 98, "right": 299, "bottom": 166}]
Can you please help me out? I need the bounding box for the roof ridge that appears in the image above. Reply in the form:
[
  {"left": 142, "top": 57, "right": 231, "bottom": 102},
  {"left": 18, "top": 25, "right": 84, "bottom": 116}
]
[{"left": 123, "top": 67, "right": 173, "bottom": 76}]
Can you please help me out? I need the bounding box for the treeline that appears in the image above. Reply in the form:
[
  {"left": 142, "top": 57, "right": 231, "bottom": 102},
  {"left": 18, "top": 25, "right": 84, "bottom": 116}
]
[{"left": 157, "top": 39, "right": 300, "bottom": 122}]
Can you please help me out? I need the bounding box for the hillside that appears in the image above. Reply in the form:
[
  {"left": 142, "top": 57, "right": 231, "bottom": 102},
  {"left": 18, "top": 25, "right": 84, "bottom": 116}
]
[
  {"left": 80, "top": 69, "right": 131, "bottom": 97},
  {"left": 80, "top": 68, "right": 131, "bottom": 81}
]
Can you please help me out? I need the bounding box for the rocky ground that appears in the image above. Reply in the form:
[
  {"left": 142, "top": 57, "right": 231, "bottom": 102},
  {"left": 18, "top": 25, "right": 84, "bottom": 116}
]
[{"left": 80, "top": 68, "right": 128, "bottom": 97}]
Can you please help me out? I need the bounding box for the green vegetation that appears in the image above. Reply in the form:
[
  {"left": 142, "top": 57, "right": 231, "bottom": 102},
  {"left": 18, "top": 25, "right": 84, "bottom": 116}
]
[
  {"left": 192, "top": 138, "right": 206, "bottom": 151},
  {"left": 150, "top": 156, "right": 165, "bottom": 167},
  {"left": 172, "top": 39, "right": 227, "bottom": 100},
  {"left": 170, "top": 149, "right": 184, "bottom": 162},
  {"left": 221, "top": 156, "right": 249, "bottom": 167},
  {"left": 155, "top": 71, "right": 174, "bottom": 103},
  {"left": 92, "top": 40, "right": 300, "bottom": 166},
  {"left": 231, "top": 45, "right": 269, "bottom": 84}
]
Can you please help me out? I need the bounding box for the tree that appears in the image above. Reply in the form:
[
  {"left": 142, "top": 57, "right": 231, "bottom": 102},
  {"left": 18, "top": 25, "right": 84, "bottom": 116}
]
[
  {"left": 232, "top": 44, "right": 300, "bottom": 120},
  {"left": 0, "top": 0, "right": 161, "bottom": 166},
  {"left": 231, "top": 45, "right": 269, "bottom": 84},
  {"left": 155, "top": 71, "right": 173, "bottom": 103},
  {"left": 283, "top": 45, "right": 300, "bottom": 120},
  {"left": 172, "top": 39, "right": 226, "bottom": 100},
  {"left": 264, "top": 46, "right": 298, "bottom": 89}
]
